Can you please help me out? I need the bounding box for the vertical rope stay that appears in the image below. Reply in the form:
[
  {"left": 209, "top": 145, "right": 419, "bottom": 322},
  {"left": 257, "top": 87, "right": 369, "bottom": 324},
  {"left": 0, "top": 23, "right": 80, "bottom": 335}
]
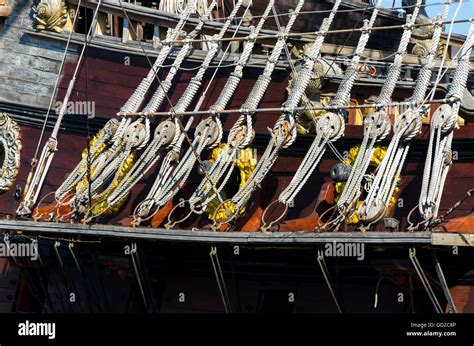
[
  {"left": 258, "top": 0, "right": 381, "bottom": 232},
  {"left": 357, "top": 1, "right": 460, "bottom": 228},
  {"left": 208, "top": 0, "right": 343, "bottom": 230},
  {"left": 133, "top": 0, "right": 279, "bottom": 223},
  {"left": 276, "top": 0, "right": 382, "bottom": 207},
  {"left": 320, "top": 0, "right": 424, "bottom": 231},
  {"left": 53, "top": 0, "right": 198, "bottom": 206},
  {"left": 74, "top": 0, "right": 219, "bottom": 217},
  {"left": 112, "top": 1, "right": 255, "bottom": 224},
  {"left": 179, "top": 0, "right": 306, "bottom": 221},
  {"left": 416, "top": 18, "right": 474, "bottom": 226},
  {"left": 17, "top": 0, "right": 103, "bottom": 216},
  {"left": 105, "top": 0, "right": 247, "bottom": 210},
  {"left": 210, "top": 246, "right": 232, "bottom": 313}
]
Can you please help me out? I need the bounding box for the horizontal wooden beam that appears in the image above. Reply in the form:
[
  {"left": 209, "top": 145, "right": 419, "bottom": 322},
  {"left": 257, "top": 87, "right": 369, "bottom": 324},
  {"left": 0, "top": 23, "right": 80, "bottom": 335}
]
[
  {"left": 27, "top": 28, "right": 467, "bottom": 78},
  {"left": 68, "top": 0, "right": 272, "bottom": 43},
  {"left": 0, "top": 219, "right": 435, "bottom": 245},
  {"left": 26, "top": 29, "right": 286, "bottom": 70},
  {"left": 432, "top": 232, "right": 474, "bottom": 247}
]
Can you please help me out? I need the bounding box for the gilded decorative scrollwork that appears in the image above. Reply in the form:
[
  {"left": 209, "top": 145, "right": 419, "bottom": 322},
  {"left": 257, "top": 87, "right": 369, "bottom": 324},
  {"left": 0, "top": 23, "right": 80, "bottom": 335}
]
[
  {"left": 289, "top": 42, "right": 342, "bottom": 95},
  {"left": 206, "top": 144, "right": 257, "bottom": 220},
  {"left": 0, "top": 113, "right": 22, "bottom": 194},
  {"left": 32, "top": 0, "right": 68, "bottom": 33},
  {"left": 334, "top": 145, "right": 399, "bottom": 224},
  {"left": 410, "top": 18, "right": 445, "bottom": 58},
  {"left": 401, "top": 1, "right": 446, "bottom": 58},
  {"left": 74, "top": 131, "right": 135, "bottom": 218}
]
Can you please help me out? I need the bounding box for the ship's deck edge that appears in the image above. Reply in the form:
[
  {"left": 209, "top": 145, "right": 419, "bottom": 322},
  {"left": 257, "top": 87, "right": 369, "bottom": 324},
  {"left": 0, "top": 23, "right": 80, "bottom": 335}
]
[{"left": 0, "top": 218, "right": 447, "bottom": 245}]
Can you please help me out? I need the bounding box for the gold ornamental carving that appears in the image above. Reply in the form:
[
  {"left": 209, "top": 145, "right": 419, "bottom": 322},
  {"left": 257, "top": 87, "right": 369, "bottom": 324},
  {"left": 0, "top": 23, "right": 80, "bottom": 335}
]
[
  {"left": 32, "top": 0, "right": 68, "bottom": 33},
  {"left": 0, "top": 113, "right": 22, "bottom": 194}
]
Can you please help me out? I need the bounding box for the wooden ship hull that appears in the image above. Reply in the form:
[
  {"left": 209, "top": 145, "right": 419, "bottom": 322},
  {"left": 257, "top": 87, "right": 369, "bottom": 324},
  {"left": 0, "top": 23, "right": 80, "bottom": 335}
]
[{"left": 0, "top": 0, "right": 472, "bottom": 313}]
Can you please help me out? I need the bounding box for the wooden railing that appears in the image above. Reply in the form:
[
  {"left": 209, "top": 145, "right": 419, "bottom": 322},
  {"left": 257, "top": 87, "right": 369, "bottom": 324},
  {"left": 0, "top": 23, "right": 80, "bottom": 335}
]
[{"left": 65, "top": 0, "right": 249, "bottom": 52}]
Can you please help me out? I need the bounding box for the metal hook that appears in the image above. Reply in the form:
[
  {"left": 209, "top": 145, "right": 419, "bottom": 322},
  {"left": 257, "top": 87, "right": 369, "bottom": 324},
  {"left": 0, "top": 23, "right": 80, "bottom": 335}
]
[
  {"left": 209, "top": 246, "right": 232, "bottom": 313},
  {"left": 164, "top": 199, "right": 194, "bottom": 230},
  {"left": 68, "top": 242, "right": 81, "bottom": 274},
  {"left": 32, "top": 191, "right": 58, "bottom": 222},
  {"left": 53, "top": 241, "right": 64, "bottom": 268},
  {"left": 317, "top": 249, "right": 342, "bottom": 313},
  {"left": 129, "top": 242, "right": 151, "bottom": 312},
  {"left": 314, "top": 204, "right": 339, "bottom": 232},
  {"left": 210, "top": 199, "right": 239, "bottom": 232},
  {"left": 432, "top": 250, "right": 457, "bottom": 313},
  {"left": 260, "top": 200, "right": 288, "bottom": 233},
  {"left": 409, "top": 248, "right": 443, "bottom": 313}
]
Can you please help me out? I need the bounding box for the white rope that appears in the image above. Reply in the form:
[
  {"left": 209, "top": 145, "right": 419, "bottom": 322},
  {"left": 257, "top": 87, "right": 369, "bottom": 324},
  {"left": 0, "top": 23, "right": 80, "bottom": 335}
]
[
  {"left": 143, "top": 1, "right": 217, "bottom": 114},
  {"left": 16, "top": 0, "right": 102, "bottom": 216},
  {"left": 185, "top": 0, "right": 307, "bottom": 214},
  {"left": 357, "top": 6, "right": 457, "bottom": 227},
  {"left": 139, "top": 0, "right": 274, "bottom": 215},
  {"left": 330, "top": 0, "right": 424, "bottom": 228},
  {"left": 77, "top": 0, "right": 218, "bottom": 212},
  {"left": 226, "top": 0, "right": 343, "bottom": 217},
  {"left": 121, "top": 0, "right": 197, "bottom": 113},
  {"left": 417, "top": 19, "right": 474, "bottom": 225},
  {"left": 277, "top": 0, "right": 383, "bottom": 206},
  {"left": 131, "top": 0, "right": 254, "bottom": 220},
  {"left": 106, "top": 0, "right": 244, "bottom": 208},
  {"left": 217, "top": 1, "right": 448, "bottom": 22},
  {"left": 52, "top": 0, "right": 198, "bottom": 207}
]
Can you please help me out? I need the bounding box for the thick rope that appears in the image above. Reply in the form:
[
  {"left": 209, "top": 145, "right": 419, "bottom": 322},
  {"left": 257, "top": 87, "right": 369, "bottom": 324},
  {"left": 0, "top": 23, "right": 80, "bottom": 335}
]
[
  {"left": 52, "top": 1, "right": 197, "bottom": 208},
  {"left": 186, "top": 0, "right": 306, "bottom": 214},
  {"left": 327, "top": 0, "right": 424, "bottom": 229},
  {"left": 417, "top": 19, "right": 474, "bottom": 224},
  {"left": 132, "top": 0, "right": 255, "bottom": 220},
  {"left": 224, "top": 0, "right": 343, "bottom": 218},
  {"left": 17, "top": 1, "right": 103, "bottom": 216},
  {"left": 358, "top": 7, "right": 455, "bottom": 226},
  {"left": 134, "top": 0, "right": 274, "bottom": 219},
  {"left": 277, "top": 1, "right": 382, "bottom": 206}
]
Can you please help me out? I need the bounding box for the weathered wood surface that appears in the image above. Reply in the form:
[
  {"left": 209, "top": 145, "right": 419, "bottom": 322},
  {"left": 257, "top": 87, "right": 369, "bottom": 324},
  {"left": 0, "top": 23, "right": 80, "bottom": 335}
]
[
  {"left": 0, "top": 0, "right": 74, "bottom": 109},
  {"left": 69, "top": 0, "right": 411, "bottom": 50},
  {"left": 0, "top": 219, "right": 434, "bottom": 244},
  {"left": 27, "top": 28, "right": 469, "bottom": 71}
]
